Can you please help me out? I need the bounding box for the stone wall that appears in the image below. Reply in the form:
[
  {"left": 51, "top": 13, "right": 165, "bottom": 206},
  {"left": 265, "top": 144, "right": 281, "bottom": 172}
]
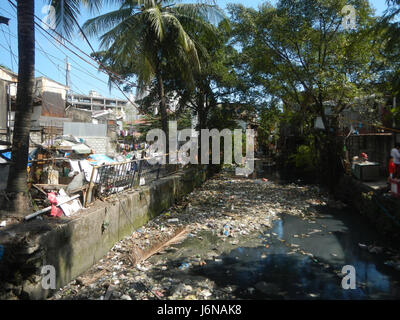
[
  {"left": 80, "top": 136, "right": 109, "bottom": 155},
  {"left": 0, "top": 166, "right": 209, "bottom": 299},
  {"left": 65, "top": 108, "right": 92, "bottom": 123},
  {"left": 335, "top": 175, "right": 400, "bottom": 241}
]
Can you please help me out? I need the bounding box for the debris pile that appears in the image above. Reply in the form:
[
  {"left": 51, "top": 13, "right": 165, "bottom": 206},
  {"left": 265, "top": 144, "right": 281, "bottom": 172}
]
[
  {"left": 2, "top": 135, "right": 154, "bottom": 223},
  {"left": 50, "top": 171, "right": 339, "bottom": 300},
  {"left": 48, "top": 170, "right": 400, "bottom": 300}
]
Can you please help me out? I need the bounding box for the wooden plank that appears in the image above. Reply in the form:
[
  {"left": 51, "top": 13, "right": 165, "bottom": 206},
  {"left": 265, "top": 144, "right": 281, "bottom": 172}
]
[
  {"left": 35, "top": 184, "right": 68, "bottom": 190},
  {"left": 55, "top": 146, "right": 72, "bottom": 151},
  {"left": 68, "top": 184, "right": 89, "bottom": 194},
  {"left": 28, "top": 158, "right": 69, "bottom": 163},
  {"left": 32, "top": 184, "right": 48, "bottom": 196}
]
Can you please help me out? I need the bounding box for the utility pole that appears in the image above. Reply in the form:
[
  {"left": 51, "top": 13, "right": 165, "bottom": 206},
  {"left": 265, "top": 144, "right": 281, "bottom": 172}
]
[
  {"left": 65, "top": 57, "right": 70, "bottom": 109},
  {"left": 65, "top": 57, "right": 71, "bottom": 91}
]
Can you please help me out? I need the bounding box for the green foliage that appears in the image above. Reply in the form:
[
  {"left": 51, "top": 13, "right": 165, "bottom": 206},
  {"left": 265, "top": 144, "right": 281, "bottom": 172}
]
[
  {"left": 229, "top": 0, "right": 383, "bottom": 123},
  {"left": 257, "top": 101, "right": 282, "bottom": 151},
  {"left": 136, "top": 108, "right": 194, "bottom": 141},
  {"left": 289, "top": 144, "right": 318, "bottom": 172},
  {"left": 83, "top": 0, "right": 224, "bottom": 91},
  {"left": 207, "top": 104, "right": 239, "bottom": 132},
  {"left": 375, "top": 0, "right": 400, "bottom": 96},
  {"left": 84, "top": 0, "right": 225, "bottom": 140},
  {"left": 48, "top": 0, "right": 105, "bottom": 38},
  {"left": 227, "top": 0, "right": 388, "bottom": 188}
]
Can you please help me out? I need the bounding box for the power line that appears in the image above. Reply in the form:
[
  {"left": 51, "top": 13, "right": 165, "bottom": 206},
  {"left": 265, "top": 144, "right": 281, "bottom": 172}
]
[
  {"left": 32, "top": 13, "right": 138, "bottom": 106},
  {"left": 6, "top": 0, "right": 130, "bottom": 90},
  {"left": 8, "top": 0, "right": 138, "bottom": 89},
  {"left": 0, "top": 41, "right": 83, "bottom": 97},
  {"left": 1, "top": 30, "right": 120, "bottom": 101},
  {"left": 34, "top": 31, "right": 102, "bottom": 95},
  {"left": 0, "top": 36, "right": 18, "bottom": 69},
  {"left": 0, "top": 25, "right": 14, "bottom": 70},
  {"left": 35, "top": 28, "right": 115, "bottom": 88},
  {"left": 0, "top": 4, "right": 16, "bottom": 19},
  {"left": 1, "top": 20, "right": 126, "bottom": 100},
  {"left": 66, "top": 10, "right": 141, "bottom": 108},
  {"left": 7, "top": 0, "right": 139, "bottom": 110}
]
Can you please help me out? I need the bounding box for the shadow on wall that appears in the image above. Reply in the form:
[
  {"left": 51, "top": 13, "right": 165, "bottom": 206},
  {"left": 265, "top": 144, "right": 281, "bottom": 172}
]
[
  {"left": 0, "top": 164, "right": 9, "bottom": 191},
  {"left": 0, "top": 165, "right": 212, "bottom": 299},
  {"left": 0, "top": 217, "right": 74, "bottom": 300}
]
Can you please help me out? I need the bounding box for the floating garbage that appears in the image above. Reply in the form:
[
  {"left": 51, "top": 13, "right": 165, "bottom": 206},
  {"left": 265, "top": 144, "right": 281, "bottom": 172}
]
[
  {"left": 384, "top": 261, "right": 400, "bottom": 271},
  {"left": 49, "top": 170, "right": 349, "bottom": 300},
  {"left": 368, "top": 246, "right": 383, "bottom": 254},
  {"left": 179, "top": 262, "right": 190, "bottom": 270},
  {"left": 223, "top": 225, "right": 230, "bottom": 237}
]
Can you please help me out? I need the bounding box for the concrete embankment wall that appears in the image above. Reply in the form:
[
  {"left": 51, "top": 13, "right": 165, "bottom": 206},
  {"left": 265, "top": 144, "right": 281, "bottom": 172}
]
[
  {"left": 335, "top": 175, "right": 400, "bottom": 241},
  {"left": 0, "top": 166, "right": 209, "bottom": 299}
]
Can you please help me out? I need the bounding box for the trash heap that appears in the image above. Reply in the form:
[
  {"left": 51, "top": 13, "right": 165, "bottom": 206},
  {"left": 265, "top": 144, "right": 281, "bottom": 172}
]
[
  {"left": 24, "top": 136, "right": 149, "bottom": 222},
  {"left": 50, "top": 170, "right": 348, "bottom": 300}
]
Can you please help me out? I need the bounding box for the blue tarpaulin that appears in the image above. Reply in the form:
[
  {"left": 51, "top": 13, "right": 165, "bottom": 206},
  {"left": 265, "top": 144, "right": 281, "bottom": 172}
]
[
  {"left": 87, "top": 154, "right": 116, "bottom": 166},
  {"left": 1, "top": 151, "right": 32, "bottom": 166}
]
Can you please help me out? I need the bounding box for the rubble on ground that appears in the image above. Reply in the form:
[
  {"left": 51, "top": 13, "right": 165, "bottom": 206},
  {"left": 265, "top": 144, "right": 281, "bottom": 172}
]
[
  {"left": 49, "top": 170, "right": 400, "bottom": 300},
  {"left": 50, "top": 170, "right": 344, "bottom": 300}
]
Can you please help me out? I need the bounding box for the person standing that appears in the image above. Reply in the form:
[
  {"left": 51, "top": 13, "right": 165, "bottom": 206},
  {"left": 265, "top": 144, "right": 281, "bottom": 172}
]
[
  {"left": 391, "top": 144, "right": 400, "bottom": 177},
  {"left": 388, "top": 155, "right": 396, "bottom": 181}
]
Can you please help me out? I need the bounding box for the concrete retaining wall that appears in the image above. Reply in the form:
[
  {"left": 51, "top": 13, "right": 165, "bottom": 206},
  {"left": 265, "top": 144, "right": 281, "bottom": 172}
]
[
  {"left": 335, "top": 175, "right": 400, "bottom": 241},
  {"left": 0, "top": 166, "right": 209, "bottom": 299}
]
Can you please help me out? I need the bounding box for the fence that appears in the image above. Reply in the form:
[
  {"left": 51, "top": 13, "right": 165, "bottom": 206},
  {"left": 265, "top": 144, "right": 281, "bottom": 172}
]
[{"left": 85, "top": 157, "right": 182, "bottom": 206}]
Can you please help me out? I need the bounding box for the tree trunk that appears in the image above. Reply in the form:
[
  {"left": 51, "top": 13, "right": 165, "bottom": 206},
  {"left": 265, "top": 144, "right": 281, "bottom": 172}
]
[
  {"left": 318, "top": 119, "right": 344, "bottom": 192},
  {"left": 197, "top": 92, "right": 206, "bottom": 162},
  {"left": 6, "top": 0, "right": 35, "bottom": 216},
  {"left": 197, "top": 92, "right": 207, "bottom": 130},
  {"left": 156, "top": 70, "right": 168, "bottom": 161}
]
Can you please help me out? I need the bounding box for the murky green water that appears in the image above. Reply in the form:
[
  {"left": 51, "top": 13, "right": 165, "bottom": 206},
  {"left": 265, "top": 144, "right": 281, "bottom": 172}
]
[
  {"left": 145, "top": 162, "right": 400, "bottom": 300},
  {"left": 149, "top": 208, "right": 400, "bottom": 299},
  {"left": 200, "top": 210, "right": 400, "bottom": 299}
]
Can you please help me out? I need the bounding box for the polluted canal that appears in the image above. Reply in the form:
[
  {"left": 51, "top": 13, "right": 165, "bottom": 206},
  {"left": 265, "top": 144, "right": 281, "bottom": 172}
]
[{"left": 51, "top": 168, "right": 400, "bottom": 300}]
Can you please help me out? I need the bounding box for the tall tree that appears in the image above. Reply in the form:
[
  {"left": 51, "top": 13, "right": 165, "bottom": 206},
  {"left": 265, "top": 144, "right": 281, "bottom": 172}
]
[
  {"left": 6, "top": 0, "right": 36, "bottom": 215},
  {"left": 149, "top": 20, "right": 239, "bottom": 128},
  {"left": 378, "top": 0, "right": 400, "bottom": 96},
  {"left": 229, "top": 0, "right": 382, "bottom": 189},
  {"left": 83, "top": 0, "right": 224, "bottom": 155},
  {"left": 5, "top": 0, "right": 103, "bottom": 216}
]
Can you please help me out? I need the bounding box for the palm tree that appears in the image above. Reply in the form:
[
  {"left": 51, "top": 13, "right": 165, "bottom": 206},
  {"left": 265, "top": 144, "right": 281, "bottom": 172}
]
[
  {"left": 6, "top": 0, "right": 103, "bottom": 216},
  {"left": 6, "top": 0, "right": 36, "bottom": 215},
  {"left": 82, "top": 0, "right": 224, "bottom": 155}
]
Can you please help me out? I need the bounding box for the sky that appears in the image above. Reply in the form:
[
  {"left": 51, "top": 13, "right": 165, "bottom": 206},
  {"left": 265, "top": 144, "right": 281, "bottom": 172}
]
[{"left": 0, "top": 0, "right": 390, "bottom": 101}]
